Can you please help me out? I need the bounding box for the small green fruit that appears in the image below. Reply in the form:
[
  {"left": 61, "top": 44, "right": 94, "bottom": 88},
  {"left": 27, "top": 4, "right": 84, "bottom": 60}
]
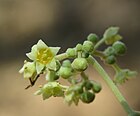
[
  {"left": 58, "top": 67, "right": 72, "bottom": 79},
  {"left": 72, "top": 58, "right": 88, "bottom": 71},
  {"left": 80, "top": 91, "right": 95, "bottom": 103},
  {"left": 92, "top": 82, "right": 102, "bottom": 93},
  {"left": 105, "top": 55, "right": 116, "bottom": 64},
  {"left": 83, "top": 41, "right": 94, "bottom": 53},
  {"left": 87, "top": 33, "right": 99, "bottom": 43},
  {"left": 112, "top": 41, "right": 127, "bottom": 55},
  {"left": 85, "top": 80, "right": 93, "bottom": 90}
]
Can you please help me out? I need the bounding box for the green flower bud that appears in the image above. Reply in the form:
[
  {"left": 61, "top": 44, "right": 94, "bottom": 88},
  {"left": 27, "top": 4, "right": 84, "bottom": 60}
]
[
  {"left": 62, "top": 60, "right": 71, "bottom": 68},
  {"left": 19, "top": 61, "right": 36, "bottom": 79},
  {"left": 83, "top": 41, "right": 94, "bottom": 53},
  {"left": 76, "top": 44, "right": 83, "bottom": 51},
  {"left": 72, "top": 58, "right": 88, "bottom": 71},
  {"left": 104, "top": 47, "right": 116, "bottom": 56},
  {"left": 87, "top": 33, "right": 99, "bottom": 43},
  {"left": 58, "top": 67, "right": 72, "bottom": 79},
  {"left": 105, "top": 55, "right": 116, "bottom": 64},
  {"left": 47, "top": 70, "right": 59, "bottom": 81},
  {"left": 80, "top": 91, "right": 95, "bottom": 103},
  {"left": 112, "top": 41, "right": 127, "bottom": 55},
  {"left": 66, "top": 48, "right": 76, "bottom": 57},
  {"left": 92, "top": 81, "right": 102, "bottom": 93},
  {"left": 85, "top": 80, "right": 93, "bottom": 90}
]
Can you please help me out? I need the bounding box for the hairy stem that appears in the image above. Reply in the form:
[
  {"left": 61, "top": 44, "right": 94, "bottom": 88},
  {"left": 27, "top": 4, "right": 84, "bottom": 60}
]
[{"left": 87, "top": 56, "right": 140, "bottom": 116}]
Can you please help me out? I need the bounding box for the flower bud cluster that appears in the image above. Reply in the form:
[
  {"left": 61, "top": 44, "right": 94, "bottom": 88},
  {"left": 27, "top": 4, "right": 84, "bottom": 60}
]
[
  {"left": 19, "top": 27, "right": 137, "bottom": 109},
  {"left": 104, "top": 41, "right": 126, "bottom": 64},
  {"left": 64, "top": 79, "right": 102, "bottom": 105}
]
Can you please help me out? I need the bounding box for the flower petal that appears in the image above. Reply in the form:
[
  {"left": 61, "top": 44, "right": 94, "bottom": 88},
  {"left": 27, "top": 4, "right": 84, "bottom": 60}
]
[
  {"left": 26, "top": 52, "right": 35, "bottom": 60},
  {"left": 37, "top": 39, "right": 48, "bottom": 50},
  {"left": 19, "top": 65, "right": 25, "bottom": 73},
  {"left": 47, "top": 58, "right": 57, "bottom": 71},
  {"left": 36, "top": 62, "right": 45, "bottom": 74},
  {"left": 26, "top": 45, "right": 37, "bottom": 60},
  {"left": 49, "top": 47, "right": 60, "bottom": 55},
  {"left": 34, "top": 90, "right": 42, "bottom": 95}
]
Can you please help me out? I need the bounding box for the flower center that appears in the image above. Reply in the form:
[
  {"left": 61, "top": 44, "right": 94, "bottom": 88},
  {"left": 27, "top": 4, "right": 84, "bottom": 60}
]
[{"left": 37, "top": 48, "right": 53, "bottom": 65}]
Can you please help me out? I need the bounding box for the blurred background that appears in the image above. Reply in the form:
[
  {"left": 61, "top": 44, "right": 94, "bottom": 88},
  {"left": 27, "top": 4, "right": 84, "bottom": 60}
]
[{"left": 0, "top": 0, "right": 140, "bottom": 116}]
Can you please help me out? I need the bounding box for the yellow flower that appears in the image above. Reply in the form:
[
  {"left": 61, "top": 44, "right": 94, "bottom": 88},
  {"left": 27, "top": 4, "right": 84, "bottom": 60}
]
[
  {"left": 36, "top": 47, "right": 53, "bottom": 65},
  {"left": 26, "top": 40, "right": 60, "bottom": 74}
]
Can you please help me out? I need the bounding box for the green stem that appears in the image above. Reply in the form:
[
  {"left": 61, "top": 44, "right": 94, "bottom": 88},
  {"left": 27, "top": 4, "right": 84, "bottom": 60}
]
[
  {"left": 87, "top": 56, "right": 140, "bottom": 116},
  {"left": 55, "top": 53, "right": 68, "bottom": 61},
  {"left": 81, "top": 71, "right": 88, "bottom": 80},
  {"left": 93, "top": 50, "right": 105, "bottom": 58},
  {"left": 112, "top": 63, "right": 121, "bottom": 73},
  {"left": 94, "top": 37, "right": 105, "bottom": 50}
]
